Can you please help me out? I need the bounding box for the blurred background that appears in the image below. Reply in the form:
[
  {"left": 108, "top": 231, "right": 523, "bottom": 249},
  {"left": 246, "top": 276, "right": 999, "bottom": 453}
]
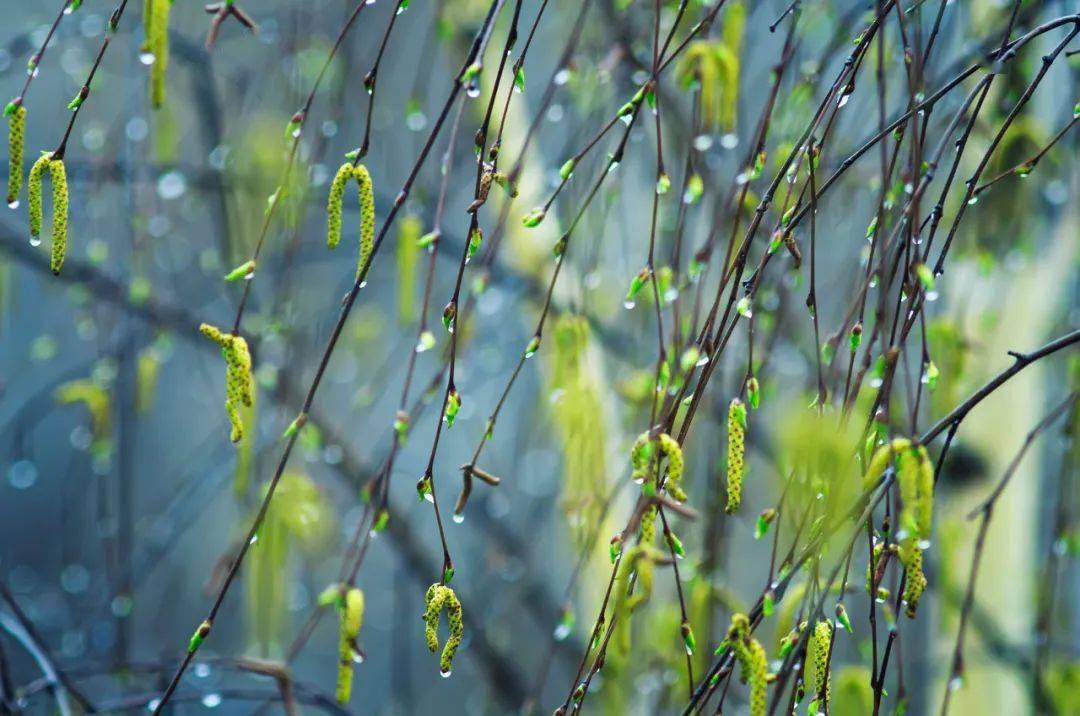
[{"left": 0, "top": 0, "right": 1077, "bottom": 713}]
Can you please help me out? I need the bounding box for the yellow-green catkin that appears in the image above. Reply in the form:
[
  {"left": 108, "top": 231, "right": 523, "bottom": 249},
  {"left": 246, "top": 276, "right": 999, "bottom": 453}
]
[
  {"left": 804, "top": 620, "right": 832, "bottom": 708},
  {"left": 326, "top": 163, "right": 376, "bottom": 279},
  {"left": 728, "top": 614, "right": 767, "bottom": 716},
  {"left": 726, "top": 398, "right": 747, "bottom": 513},
  {"left": 861, "top": 437, "right": 912, "bottom": 491},
  {"left": 611, "top": 545, "right": 657, "bottom": 655},
  {"left": 199, "top": 323, "right": 254, "bottom": 443},
  {"left": 336, "top": 587, "right": 365, "bottom": 704},
  {"left": 7, "top": 104, "right": 26, "bottom": 206},
  {"left": 55, "top": 379, "right": 111, "bottom": 454},
  {"left": 29, "top": 153, "right": 70, "bottom": 274},
  {"left": 422, "top": 584, "right": 463, "bottom": 676},
  {"left": 658, "top": 433, "right": 687, "bottom": 502},
  {"left": 396, "top": 215, "right": 421, "bottom": 324},
  {"left": 144, "top": 0, "right": 171, "bottom": 109},
  {"left": 896, "top": 444, "right": 933, "bottom": 617}
]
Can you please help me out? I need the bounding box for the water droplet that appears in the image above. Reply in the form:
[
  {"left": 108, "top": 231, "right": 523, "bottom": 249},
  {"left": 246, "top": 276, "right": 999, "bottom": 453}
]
[
  {"left": 29, "top": 235, "right": 41, "bottom": 247},
  {"left": 193, "top": 662, "right": 212, "bottom": 679},
  {"left": 720, "top": 133, "right": 738, "bottom": 149},
  {"left": 623, "top": 300, "right": 635, "bottom": 309},
  {"left": 452, "top": 513, "right": 465, "bottom": 524},
  {"left": 249, "top": 534, "right": 259, "bottom": 545},
  {"left": 618, "top": 114, "right": 632, "bottom": 126},
  {"left": 553, "top": 69, "right": 570, "bottom": 86},
  {"left": 201, "top": 693, "right": 222, "bottom": 708},
  {"left": 948, "top": 676, "right": 963, "bottom": 692},
  {"left": 440, "top": 669, "right": 452, "bottom": 679},
  {"left": 291, "top": 127, "right": 302, "bottom": 138},
  {"left": 406, "top": 111, "right": 427, "bottom": 132},
  {"left": 147, "top": 699, "right": 161, "bottom": 712},
  {"left": 8, "top": 460, "right": 37, "bottom": 489},
  {"left": 466, "top": 83, "right": 481, "bottom": 99},
  {"left": 423, "top": 493, "right": 434, "bottom": 504},
  {"left": 139, "top": 51, "right": 156, "bottom": 66},
  {"left": 351, "top": 648, "right": 364, "bottom": 664},
  {"left": 554, "top": 623, "right": 572, "bottom": 641},
  {"left": 837, "top": 94, "right": 850, "bottom": 108},
  {"left": 7, "top": 199, "right": 19, "bottom": 209},
  {"left": 967, "top": 196, "right": 978, "bottom": 205}
]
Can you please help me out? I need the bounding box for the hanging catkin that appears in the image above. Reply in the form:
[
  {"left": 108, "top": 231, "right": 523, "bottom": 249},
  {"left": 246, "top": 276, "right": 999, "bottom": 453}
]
[
  {"left": 335, "top": 587, "right": 364, "bottom": 704},
  {"left": 326, "top": 162, "right": 376, "bottom": 278},
  {"left": 725, "top": 398, "right": 747, "bottom": 513},
  {"left": 422, "top": 583, "right": 463, "bottom": 676},
  {"left": 804, "top": 620, "right": 833, "bottom": 708},
  {"left": 28, "top": 152, "right": 69, "bottom": 275},
  {"left": 6, "top": 103, "right": 26, "bottom": 206},
  {"left": 199, "top": 323, "right": 254, "bottom": 443}
]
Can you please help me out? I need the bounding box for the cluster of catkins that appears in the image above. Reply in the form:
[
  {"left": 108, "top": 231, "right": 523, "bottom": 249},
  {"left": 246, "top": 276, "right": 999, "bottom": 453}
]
[
  {"left": 630, "top": 430, "right": 687, "bottom": 544},
  {"left": 326, "top": 162, "right": 375, "bottom": 278},
  {"left": 25, "top": 149, "right": 70, "bottom": 275},
  {"left": 199, "top": 323, "right": 255, "bottom": 443},
  {"left": 423, "top": 583, "right": 463, "bottom": 676},
  {"left": 727, "top": 613, "right": 768, "bottom": 716},
  {"left": 864, "top": 438, "right": 935, "bottom": 617}
]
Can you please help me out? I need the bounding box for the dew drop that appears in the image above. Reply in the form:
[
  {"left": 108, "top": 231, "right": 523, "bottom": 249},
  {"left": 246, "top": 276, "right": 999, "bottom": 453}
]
[
  {"left": 8, "top": 199, "right": 19, "bottom": 209},
  {"left": 440, "top": 669, "right": 452, "bottom": 679},
  {"left": 623, "top": 300, "right": 635, "bottom": 309},
  {"left": 837, "top": 94, "right": 850, "bottom": 108},
  {"left": 29, "top": 235, "right": 41, "bottom": 247},
  {"left": 139, "top": 51, "right": 156, "bottom": 66},
  {"left": 452, "top": 513, "right": 465, "bottom": 524},
  {"left": 201, "top": 693, "right": 222, "bottom": 708},
  {"left": 554, "top": 623, "right": 571, "bottom": 641}
]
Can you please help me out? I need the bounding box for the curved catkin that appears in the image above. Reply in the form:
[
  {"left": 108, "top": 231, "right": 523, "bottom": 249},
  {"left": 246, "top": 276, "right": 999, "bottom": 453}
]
[
  {"left": 336, "top": 587, "right": 365, "bottom": 704},
  {"left": 28, "top": 153, "right": 70, "bottom": 274},
  {"left": 422, "top": 583, "right": 464, "bottom": 675},
  {"left": 630, "top": 432, "right": 652, "bottom": 484},
  {"left": 862, "top": 437, "right": 912, "bottom": 491},
  {"left": 28, "top": 153, "right": 50, "bottom": 239},
  {"left": 658, "top": 433, "right": 687, "bottom": 502},
  {"left": 48, "top": 158, "right": 68, "bottom": 275},
  {"left": 7, "top": 104, "right": 26, "bottom": 206},
  {"left": 725, "top": 398, "right": 747, "bottom": 514},
  {"left": 804, "top": 620, "right": 832, "bottom": 707},
  {"left": 326, "top": 163, "right": 376, "bottom": 279},
  {"left": 326, "top": 163, "right": 351, "bottom": 250},
  {"left": 200, "top": 323, "right": 254, "bottom": 443}
]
